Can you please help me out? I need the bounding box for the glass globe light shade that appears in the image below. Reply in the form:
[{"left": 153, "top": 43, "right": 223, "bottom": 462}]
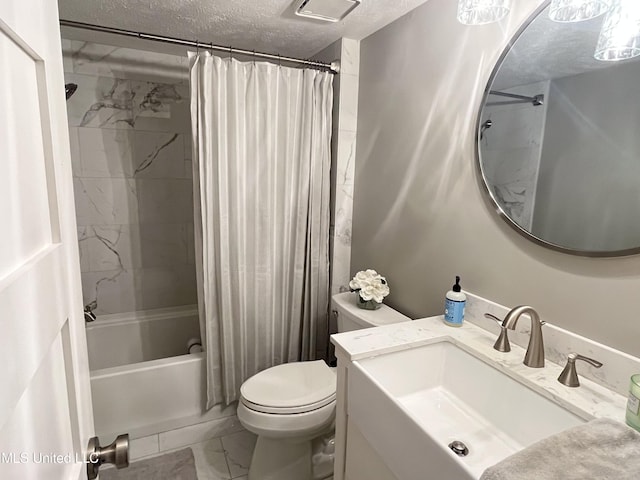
[
  {"left": 457, "top": 0, "right": 511, "bottom": 25},
  {"left": 595, "top": 0, "right": 640, "bottom": 61},
  {"left": 549, "top": 0, "right": 613, "bottom": 23}
]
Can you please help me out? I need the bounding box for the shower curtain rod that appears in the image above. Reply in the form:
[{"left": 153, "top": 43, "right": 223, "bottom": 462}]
[
  {"left": 488, "top": 90, "right": 544, "bottom": 106},
  {"left": 59, "top": 19, "right": 339, "bottom": 74}
]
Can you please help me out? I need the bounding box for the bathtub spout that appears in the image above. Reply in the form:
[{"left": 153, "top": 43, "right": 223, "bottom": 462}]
[{"left": 84, "top": 303, "right": 97, "bottom": 322}]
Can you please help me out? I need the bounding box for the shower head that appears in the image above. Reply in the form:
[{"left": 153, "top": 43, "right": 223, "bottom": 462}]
[{"left": 65, "top": 83, "right": 78, "bottom": 100}]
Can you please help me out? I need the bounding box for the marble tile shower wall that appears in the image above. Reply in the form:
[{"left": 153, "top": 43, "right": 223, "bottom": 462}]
[
  {"left": 63, "top": 40, "right": 196, "bottom": 315},
  {"left": 312, "top": 38, "right": 360, "bottom": 297},
  {"left": 331, "top": 39, "right": 359, "bottom": 297},
  {"left": 311, "top": 38, "right": 359, "bottom": 360},
  {"left": 480, "top": 80, "right": 550, "bottom": 231}
]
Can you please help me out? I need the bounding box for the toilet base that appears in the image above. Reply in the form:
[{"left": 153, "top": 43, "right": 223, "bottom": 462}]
[
  {"left": 248, "top": 436, "right": 311, "bottom": 480},
  {"left": 248, "top": 431, "right": 334, "bottom": 480}
]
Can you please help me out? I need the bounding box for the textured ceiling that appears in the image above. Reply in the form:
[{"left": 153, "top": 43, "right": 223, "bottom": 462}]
[
  {"left": 493, "top": 6, "right": 640, "bottom": 90},
  {"left": 57, "top": 0, "right": 431, "bottom": 58}
]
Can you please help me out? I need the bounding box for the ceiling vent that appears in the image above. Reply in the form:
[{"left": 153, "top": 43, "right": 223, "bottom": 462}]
[{"left": 295, "top": 0, "right": 361, "bottom": 23}]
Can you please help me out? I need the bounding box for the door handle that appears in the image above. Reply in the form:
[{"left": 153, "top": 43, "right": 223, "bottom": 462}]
[{"left": 87, "top": 434, "right": 129, "bottom": 479}]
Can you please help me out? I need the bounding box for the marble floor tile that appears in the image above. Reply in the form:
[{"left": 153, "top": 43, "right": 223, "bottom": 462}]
[
  {"left": 191, "top": 438, "right": 232, "bottom": 480},
  {"left": 220, "top": 430, "right": 257, "bottom": 478},
  {"left": 158, "top": 415, "right": 243, "bottom": 452},
  {"left": 101, "top": 448, "right": 196, "bottom": 480},
  {"left": 119, "top": 428, "right": 334, "bottom": 480}
]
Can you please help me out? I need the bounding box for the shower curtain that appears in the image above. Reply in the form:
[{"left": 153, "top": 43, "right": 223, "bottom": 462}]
[{"left": 189, "top": 51, "right": 333, "bottom": 406}]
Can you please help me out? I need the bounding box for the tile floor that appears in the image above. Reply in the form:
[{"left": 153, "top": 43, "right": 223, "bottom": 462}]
[
  {"left": 118, "top": 428, "right": 257, "bottom": 480},
  {"left": 191, "top": 431, "right": 334, "bottom": 480},
  {"left": 190, "top": 429, "right": 256, "bottom": 480},
  {"left": 121, "top": 426, "right": 336, "bottom": 480}
]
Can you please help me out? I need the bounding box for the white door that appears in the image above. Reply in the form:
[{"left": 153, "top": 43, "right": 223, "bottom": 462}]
[{"left": 0, "top": 0, "right": 95, "bottom": 479}]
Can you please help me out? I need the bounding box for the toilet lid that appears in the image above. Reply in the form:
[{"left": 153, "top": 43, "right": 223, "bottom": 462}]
[{"left": 240, "top": 360, "right": 336, "bottom": 414}]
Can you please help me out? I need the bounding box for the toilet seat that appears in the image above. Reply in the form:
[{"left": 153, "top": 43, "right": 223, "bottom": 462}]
[
  {"left": 240, "top": 360, "right": 336, "bottom": 414},
  {"left": 237, "top": 399, "right": 336, "bottom": 439},
  {"left": 241, "top": 393, "right": 335, "bottom": 414}
]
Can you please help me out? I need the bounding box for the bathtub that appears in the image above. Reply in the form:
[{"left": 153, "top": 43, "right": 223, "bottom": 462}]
[
  {"left": 86, "top": 305, "right": 234, "bottom": 440},
  {"left": 86, "top": 305, "right": 201, "bottom": 370}
]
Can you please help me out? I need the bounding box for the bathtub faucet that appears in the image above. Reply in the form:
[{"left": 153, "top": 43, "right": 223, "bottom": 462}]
[{"left": 84, "top": 301, "right": 97, "bottom": 322}]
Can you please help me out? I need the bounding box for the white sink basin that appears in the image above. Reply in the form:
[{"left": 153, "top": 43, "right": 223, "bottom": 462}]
[{"left": 349, "top": 340, "right": 584, "bottom": 479}]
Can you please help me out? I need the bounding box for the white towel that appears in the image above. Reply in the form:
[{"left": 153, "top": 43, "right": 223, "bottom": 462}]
[{"left": 480, "top": 418, "right": 640, "bottom": 480}]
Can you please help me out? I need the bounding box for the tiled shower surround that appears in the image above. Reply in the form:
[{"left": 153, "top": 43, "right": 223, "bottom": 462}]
[
  {"left": 480, "top": 80, "right": 550, "bottom": 231},
  {"left": 64, "top": 38, "right": 358, "bottom": 342},
  {"left": 63, "top": 40, "right": 196, "bottom": 315},
  {"left": 313, "top": 38, "right": 359, "bottom": 297}
]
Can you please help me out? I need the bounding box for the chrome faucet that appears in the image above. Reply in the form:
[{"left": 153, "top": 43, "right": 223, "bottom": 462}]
[{"left": 502, "top": 306, "right": 546, "bottom": 368}]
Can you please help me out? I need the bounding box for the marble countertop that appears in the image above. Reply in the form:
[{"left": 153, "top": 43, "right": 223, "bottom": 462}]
[{"left": 331, "top": 314, "right": 628, "bottom": 423}]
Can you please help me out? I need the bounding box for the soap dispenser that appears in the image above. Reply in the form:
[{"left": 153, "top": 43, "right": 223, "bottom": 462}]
[{"left": 444, "top": 276, "right": 466, "bottom": 327}]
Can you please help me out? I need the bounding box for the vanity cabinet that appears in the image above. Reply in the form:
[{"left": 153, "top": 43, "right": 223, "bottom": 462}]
[
  {"left": 335, "top": 355, "right": 398, "bottom": 480},
  {"left": 344, "top": 418, "right": 398, "bottom": 480},
  {"left": 331, "top": 301, "right": 632, "bottom": 480}
]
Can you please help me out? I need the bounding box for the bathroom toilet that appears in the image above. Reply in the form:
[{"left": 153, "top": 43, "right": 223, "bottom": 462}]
[{"left": 237, "top": 291, "right": 411, "bottom": 480}]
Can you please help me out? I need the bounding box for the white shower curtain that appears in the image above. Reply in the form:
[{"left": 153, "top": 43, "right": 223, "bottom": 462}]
[{"left": 189, "top": 52, "right": 333, "bottom": 407}]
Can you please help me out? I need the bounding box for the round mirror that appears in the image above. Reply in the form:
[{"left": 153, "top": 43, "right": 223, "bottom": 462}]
[{"left": 477, "top": 1, "right": 640, "bottom": 256}]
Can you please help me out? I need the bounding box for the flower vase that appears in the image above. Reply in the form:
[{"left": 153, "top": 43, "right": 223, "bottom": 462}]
[{"left": 357, "top": 296, "right": 382, "bottom": 310}]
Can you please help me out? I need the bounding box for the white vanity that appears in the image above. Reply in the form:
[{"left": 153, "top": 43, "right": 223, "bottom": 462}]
[{"left": 330, "top": 292, "right": 636, "bottom": 480}]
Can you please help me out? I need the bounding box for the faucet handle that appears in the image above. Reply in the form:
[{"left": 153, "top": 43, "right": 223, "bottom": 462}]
[
  {"left": 484, "top": 313, "right": 511, "bottom": 353},
  {"left": 557, "top": 352, "right": 603, "bottom": 387},
  {"left": 484, "top": 313, "right": 502, "bottom": 324}
]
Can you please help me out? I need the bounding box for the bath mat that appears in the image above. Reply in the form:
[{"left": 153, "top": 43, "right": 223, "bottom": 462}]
[{"left": 100, "top": 447, "right": 198, "bottom": 480}]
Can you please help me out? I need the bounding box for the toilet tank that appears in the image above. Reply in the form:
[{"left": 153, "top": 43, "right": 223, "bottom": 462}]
[{"left": 331, "top": 292, "right": 411, "bottom": 333}]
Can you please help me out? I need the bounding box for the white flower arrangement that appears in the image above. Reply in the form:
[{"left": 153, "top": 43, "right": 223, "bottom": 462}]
[{"left": 349, "top": 269, "right": 390, "bottom": 304}]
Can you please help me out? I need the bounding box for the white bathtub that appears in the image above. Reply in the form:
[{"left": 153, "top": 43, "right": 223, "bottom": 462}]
[
  {"left": 86, "top": 306, "right": 234, "bottom": 440},
  {"left": 86, "top": 305, "right": 201, "bottom": 370}
]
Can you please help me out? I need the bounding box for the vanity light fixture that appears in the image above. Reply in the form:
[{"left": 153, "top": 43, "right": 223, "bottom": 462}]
[
  {"left": 595, "top": 0, "right": 640, "bottom": 61},
  {"left": 548, "top": 0, "right": 613, "bottom": 23},
  {"left": 457, "top": 0, "right": 511, "bottom": 25}
]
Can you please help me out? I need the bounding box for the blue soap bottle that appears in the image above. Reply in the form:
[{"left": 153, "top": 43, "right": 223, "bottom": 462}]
[{"left": 444, "top": 276, "right": 466, "bottom": 327}]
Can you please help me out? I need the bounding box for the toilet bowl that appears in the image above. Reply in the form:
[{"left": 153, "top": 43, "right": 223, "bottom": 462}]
[
  {"left": 237, "top": 292, "right": 411, "bottom": 480},
  {"left": 237, "top": 360, "right": 336, "bottom": 480}
]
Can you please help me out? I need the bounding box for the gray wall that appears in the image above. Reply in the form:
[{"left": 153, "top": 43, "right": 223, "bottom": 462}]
[
  {"left": 353, "top": 0, "right": 640, "bottom": 356},
  {"left": 533, "top": 63, "right": 640, "bottom": 251}
]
